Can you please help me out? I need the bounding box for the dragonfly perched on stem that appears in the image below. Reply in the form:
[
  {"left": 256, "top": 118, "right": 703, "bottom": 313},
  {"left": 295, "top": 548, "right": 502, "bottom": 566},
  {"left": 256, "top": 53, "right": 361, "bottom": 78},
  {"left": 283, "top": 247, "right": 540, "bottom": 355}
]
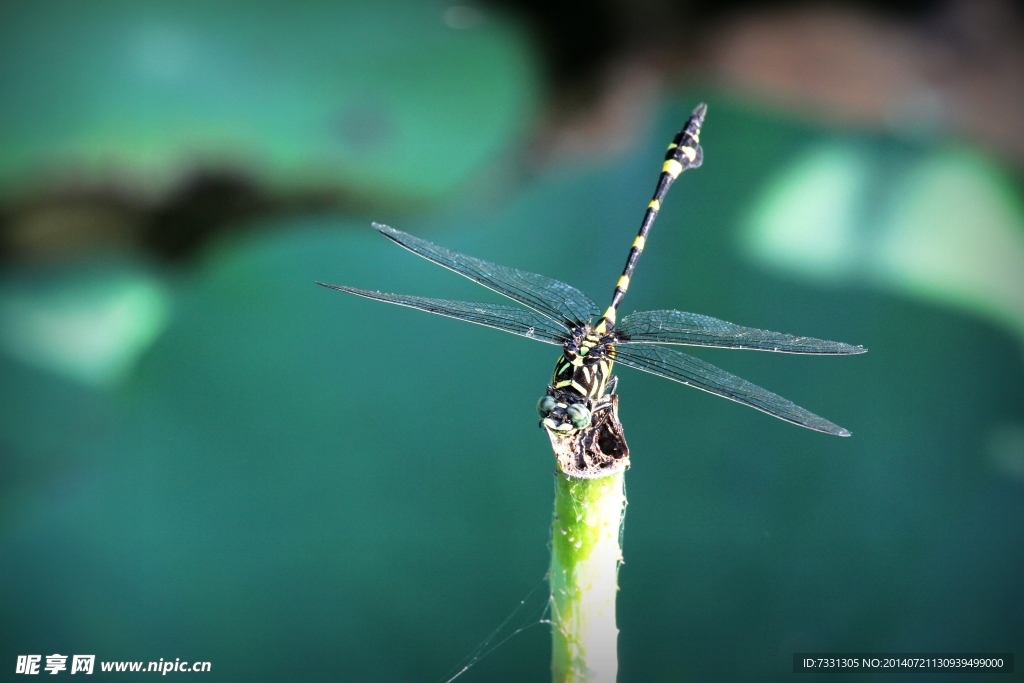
[{"left": 319, "top": 103, "right": 865, "bottom": 477}]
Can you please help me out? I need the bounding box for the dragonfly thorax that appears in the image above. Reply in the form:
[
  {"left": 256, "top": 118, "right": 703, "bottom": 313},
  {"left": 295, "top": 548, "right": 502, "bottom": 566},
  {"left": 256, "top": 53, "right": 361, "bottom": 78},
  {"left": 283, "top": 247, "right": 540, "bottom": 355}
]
[
  {"left": 551, "top": 325, "right": 616, "bottom": 400},
  {"left": 539, "top": 326, "right": 618, "bottom": 436}
]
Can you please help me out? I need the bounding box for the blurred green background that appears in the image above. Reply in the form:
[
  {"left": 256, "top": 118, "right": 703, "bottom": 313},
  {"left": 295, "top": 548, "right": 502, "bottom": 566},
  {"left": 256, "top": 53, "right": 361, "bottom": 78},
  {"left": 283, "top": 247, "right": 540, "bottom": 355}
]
[{"left": 2, "top": 1, "right": 1023, "bottom": 681}]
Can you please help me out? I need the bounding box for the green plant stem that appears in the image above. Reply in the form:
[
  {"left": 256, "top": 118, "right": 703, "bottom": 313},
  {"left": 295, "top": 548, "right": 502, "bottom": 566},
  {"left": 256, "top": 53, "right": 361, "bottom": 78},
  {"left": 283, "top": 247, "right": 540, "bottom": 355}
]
[{"left": 549, "top": 471, "right": 627, "bottom": 683}]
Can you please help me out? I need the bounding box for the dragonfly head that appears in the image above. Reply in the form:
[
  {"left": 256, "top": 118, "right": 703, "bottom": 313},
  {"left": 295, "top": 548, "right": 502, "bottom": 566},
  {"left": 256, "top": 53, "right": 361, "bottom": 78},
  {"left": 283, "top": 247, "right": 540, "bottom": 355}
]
[
  {"left": 538, "top": 396, "right": 592, "bottom": 435},
  {"left": 536, "top": 395, "right": 557, "bottom": 417},
  {"left": 566, "top": 403, "right": 592, "bottom": 429}
]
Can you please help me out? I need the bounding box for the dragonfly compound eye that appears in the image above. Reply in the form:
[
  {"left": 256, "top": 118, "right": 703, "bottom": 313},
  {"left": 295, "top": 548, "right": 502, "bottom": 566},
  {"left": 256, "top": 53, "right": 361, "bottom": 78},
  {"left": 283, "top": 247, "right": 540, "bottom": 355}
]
[
  {"left": 537, "top": 395, "right": 558, "bottom": 417},
  {"left": 566, "top": 403, "right": 592, "bottom": 429}
]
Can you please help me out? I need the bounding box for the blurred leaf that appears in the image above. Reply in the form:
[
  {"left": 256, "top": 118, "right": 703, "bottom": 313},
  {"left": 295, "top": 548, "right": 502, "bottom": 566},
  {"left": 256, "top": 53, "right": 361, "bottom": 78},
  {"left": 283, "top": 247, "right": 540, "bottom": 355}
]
[
  {"left": 743, "top": 141, "right": 1024, "bottom": 344},
  {"left": 0, "top": 262, "right": 171, "bottom": 386},
  {"left": 0, "top": 0, "right": 539, "bottom": 203}
]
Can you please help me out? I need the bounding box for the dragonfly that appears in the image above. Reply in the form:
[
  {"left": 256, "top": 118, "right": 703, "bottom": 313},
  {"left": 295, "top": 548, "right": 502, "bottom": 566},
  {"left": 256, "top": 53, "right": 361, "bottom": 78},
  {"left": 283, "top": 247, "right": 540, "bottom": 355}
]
[{"left": 319, "top": 103, "right": 865, "bottom": 458}]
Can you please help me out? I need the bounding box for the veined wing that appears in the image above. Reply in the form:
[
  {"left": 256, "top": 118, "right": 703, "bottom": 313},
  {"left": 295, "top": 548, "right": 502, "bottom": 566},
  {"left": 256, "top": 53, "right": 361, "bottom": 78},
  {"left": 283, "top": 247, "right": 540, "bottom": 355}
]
[
  {"left": 372, "top": 223, "right": 599, "bottom": 326},
  {"left": 618, "top": 310, "right": 866, "bottom": 355},
  {"left": 612, "top": 343, "right": 851, "bottom": 436},
  {"left": 317, "top": 283, "right": 568, "bottom": 345}
]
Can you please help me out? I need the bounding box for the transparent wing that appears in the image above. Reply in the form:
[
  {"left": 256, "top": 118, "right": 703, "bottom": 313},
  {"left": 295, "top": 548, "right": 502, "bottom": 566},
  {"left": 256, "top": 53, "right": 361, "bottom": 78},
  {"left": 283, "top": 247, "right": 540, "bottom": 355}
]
[
  {"left": 372, "top": 223, "right": 598, "bottom": 326},
  {"left": 612, "top": 343, "right": 851, "bottom": 436},
  {"left": 618, "top": 310, "right": 866, "bottom": 354},
  {"left": 317, "top": 283, "right": 568, "bottom": 345}
]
